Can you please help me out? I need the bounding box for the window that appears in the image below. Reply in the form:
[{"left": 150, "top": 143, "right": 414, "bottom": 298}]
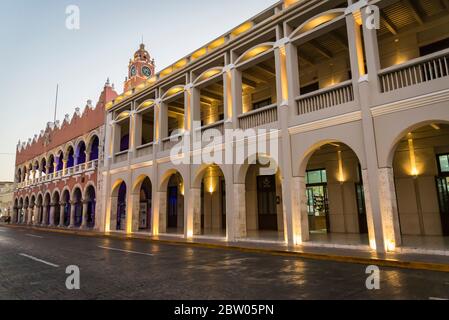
[
  {"left": 252, "top": 98, "right": 272, "bottom": 110},
  {"left": 420, "top": 38, "right": 449, "bottom": 57},
  {"left": 438, "top": 154, "right": 449, "bottom": 175},
  {"left": 306, "top": 169, "right": 327, "bottom": 185},
  {"left": 300, "top": 82, "right": 319, "bottom": 95}
]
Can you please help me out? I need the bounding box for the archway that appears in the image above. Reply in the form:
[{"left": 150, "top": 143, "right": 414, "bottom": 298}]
[
  {"left": 76, "top": 141, "right": 87, "bottom": 165},
  {"left": 243, "top": 158, "right": 284, "bottom": 242},
  {"left": 137, "top": 177, "right": 152, "bottom": 232},
  {"left": 30, "top": 195, "right": 36, "bottom": 225},
  {"left": 391, "top": 123, "right": 449, "bottom": 249},
  {"left": 67, "top": 146, "right": 75, "bottom": 168},
  {"left": 196, "top": 165, "right": 226, "bottom": 237},
  {"left": 88, "top": 135, "right": 99, "bottom": 161},
  {"left": 57, "top": 151, "right": 64, "bottom": 172},
  {"left": 301, "top": 142, "right": 370, "bottom": 246},
  {"left": 48, "top": 155, "right": 55, "bottom": 174},
  {"left": 18, "top": 198, "right": 24, "bottom": 223},
  {"left": 85, "top": 185, "right": 96, "bottom": 229},
  {"left": 163, "top": 172, "right": 184, "bottom": 235},
  {"left": 110, "top": 181, "right": 127, "bottom": 231}
]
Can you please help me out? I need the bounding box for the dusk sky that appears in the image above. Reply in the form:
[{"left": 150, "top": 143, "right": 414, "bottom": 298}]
[{"left": 0, "top": 0, "right": 277, "bottom": 181}]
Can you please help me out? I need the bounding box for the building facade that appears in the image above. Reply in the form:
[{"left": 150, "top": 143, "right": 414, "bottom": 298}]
[
  {"left": 12, "top": 0, "right": 449, "bottom": 255},
  {"left": 0, "top": 182, "right": 14, "bottom": 218},
  {"left": 12, "top": 81, "right": 118, "bottom": 229}
]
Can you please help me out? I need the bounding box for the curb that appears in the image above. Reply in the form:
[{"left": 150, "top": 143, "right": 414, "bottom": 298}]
[{"left": 3, "top": 224, "right": 449, "bottom": 273}]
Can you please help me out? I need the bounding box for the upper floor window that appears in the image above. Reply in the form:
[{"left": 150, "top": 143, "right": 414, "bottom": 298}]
[
  {"left": 438, "top": 154, "right": 449, "bottom": 175},
  {"left": 306, "top": 169, "right": 327, "bottom": 185}
]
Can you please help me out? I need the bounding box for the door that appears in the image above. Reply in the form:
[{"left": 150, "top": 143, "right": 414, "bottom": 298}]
[
  {"left": 306, "top": 185, "right": 330, "bottom": 232},
  {"left": 167, "top": 186, "right": 178, "bottom": 229},
  {"left": 356, "top": 183, "right": 368, "bottom": 234},
  {"left": 257, "top": 175, "right": 278, "bottom": 231},
  {"left": 436, "top": 177, "right": 449, "bottom": 236}
]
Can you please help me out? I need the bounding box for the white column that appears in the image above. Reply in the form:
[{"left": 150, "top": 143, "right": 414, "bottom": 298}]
[
  {"left": 69, "top": 201, "right": 76, "bottom": 228},
  {"left": 233, "top": 184, "right": 247, "bottom": 239},
  {"left": 42, "top": 205, "right": 49, "bottom": 226},
  {"left": 49, "top": 204, "right": 56, "bottom": 227}
]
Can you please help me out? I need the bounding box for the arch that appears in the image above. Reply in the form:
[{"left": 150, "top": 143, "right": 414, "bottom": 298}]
[
  {"left": 114, "top": 110, "right": 131, "bottom": 122},
  {"left": 84, "top": 184, "right": 96, "bottom": 229},
  {"left": 72, "top": 187, "right": 83, "bottom": 227},
  {"left": 76, "top": 140, "right": 87, "bottom": 165},
  {"left": 87, "top": 135, "right": 100, "bottom": 161},
  {"left": 298, "top": 140, "right": 372, "bottom": 246},
  {"left": 158, "top": 169, "right": 186, "bottom": 192},
  {"left": 385, "top": 120, "right": 449, "bottom": 168},
  {"left": 136, "top": 99, "right": 155, "bottom": 113},
  {"left": 111, "top": 180, "right": 127, "bottom": 231},
  {"left": 40, "top": 157, "right": 47, "bottom": 175},
  {"left": 17, "top": 168, "right": 22, "bottom": 183},
  {"left": 133, "top": 176, "right": 152, "bottom": 232},
  {"left": 52, "top": 190, "right": 61, "bottom": 226},
  {"left": 194, "top": 164, "right": 227, "bottom": 237},
  {"left": 66, "top": 145, "right": 75, "bottom": 168},
  {"left": 161, "top": 85, "right": 185, "bottom": 101},
  {"left": 162, "top": 171, "right": 184, "bottom": 234},
  {"left": 43, "top": 192, "right": 51, "bottom": 225},
  {"left": 289, "top": 9, "right": 346, "bottom": 40},
  {"left": 235, "top": 42, "right": 275, "bottom": 66},
  {"left": 47, "top": 154, "right": 55, "bottom": 174},
  {"left": 235, "top": 153, "right": 282, "bottom": 185},
  {"left": 193, "top": 67, "right": 224, "bottom": 86},
  {"left": 296, "top": 138, "right": 367, "bottom": 177}
]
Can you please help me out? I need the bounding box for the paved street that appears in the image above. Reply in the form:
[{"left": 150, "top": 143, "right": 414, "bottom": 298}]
[{"left": 1, "top": 225, "right": 449, "bottom": 300}]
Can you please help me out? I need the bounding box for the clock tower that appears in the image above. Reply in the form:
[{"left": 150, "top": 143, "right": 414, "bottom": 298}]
[{"left": 124, "top": 43, "right": 155, "bottom": 92}]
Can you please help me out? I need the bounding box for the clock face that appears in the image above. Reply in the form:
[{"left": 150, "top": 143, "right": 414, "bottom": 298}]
[
  {"left": 130, "top": 65, "right": 137, "bottom": 77},
  {"left": 142, "top": 66, "right": 152, "bottom": 78}
]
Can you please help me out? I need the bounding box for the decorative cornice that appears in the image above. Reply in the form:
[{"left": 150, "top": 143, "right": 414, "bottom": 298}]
[{"left": 288, "top": 111, "right": 362, "bottom": 135}]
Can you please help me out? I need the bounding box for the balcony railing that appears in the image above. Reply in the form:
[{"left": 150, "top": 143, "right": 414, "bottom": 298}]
[
  {"left": 162, "top": 134, "right": 183, "bottom": 151},
  {"left": 379, "top": 48, "right": 449, "bottom": 93},
  {"left": 296, "top": 80, "right": 354, "bottom": 115},
  {"left": 114, "top": 151, "right": 128, "bottom": 163},
  {"left": 136, "top": 142, "right": 154, "bottom": 158},
  {"left": 200, "top": 120, "right": 225, "bottom": 135},
  {"left": 16, "top": 160, "right": 99, "bottom": 189},
  {"left": 238, "top": 104, "right": 278, "bottom": 130}
]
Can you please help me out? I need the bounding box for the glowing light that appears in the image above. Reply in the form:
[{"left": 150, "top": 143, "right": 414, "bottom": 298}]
[
  {"left": 174, "top": 59, "right": 188, "bottom": 70},
  {"left": 337, "top": 150, "right": 345, "bottom": 183},
  {"left": 187, "top": 229, "right": 194, "bottom": 239},
  {"left": 192, "top": 48, "right": 207, "bottom": 60},
  {"left": 386, "top": 240, "right": 396, "bottom": 252},
  {"left": 239, "top": 45, "right": 272, "bottom": 64},
  {"left": 284, "top": 0, "right": 299, "bottom": 8},
  {"left": 124, "top": 90, "right": 133, "bottom": 97},
  {"left": 231, "top": 22, "right": 254, "bottom": 38},
  {"left": 293, "top": 234, "right": 302, "bottom": 246},
  {"left": 369, "top": 240, "right": 377, "bottom": 250},
  {"left": 208, "top": 37, "right": 225, "bottom": 51},
  {"left": 105, "top": 102, "right": 113, "bottom": 110},
  {"left": 408, "top": 138, "right": 419, "bottom": 177},
  {"left": 165, "top": 86, "right": 184, "bottom": 98},
  {"left": 431, "top": 123, "right": 441, "bottom": 130}
]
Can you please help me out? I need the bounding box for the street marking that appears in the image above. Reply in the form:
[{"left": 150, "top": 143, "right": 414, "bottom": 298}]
[
  {"left": 429, "top": 297, "right": 448, "bottom": 300},
  {"left": 98, "top": 246, "right": 154, "bottom": 256},
  {"left": 19, "top": 254, "right": 60, "bottom": 268},
  {"left": 26, "top": 234, "right": 44, "bottom": 239}
]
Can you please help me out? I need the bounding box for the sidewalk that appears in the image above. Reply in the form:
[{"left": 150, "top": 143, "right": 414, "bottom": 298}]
[{"left": 2, "top": 223, "right": 449, "bottom": 272}]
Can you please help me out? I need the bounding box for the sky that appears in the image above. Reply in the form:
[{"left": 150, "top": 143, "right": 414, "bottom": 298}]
[{"left": 0, "top": 0, "right": 278, "bottom": 181}]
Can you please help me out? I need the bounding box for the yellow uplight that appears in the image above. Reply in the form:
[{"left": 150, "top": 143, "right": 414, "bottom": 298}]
[
  {"left": 231, "top": 22, "right": 254, "bottom": 38},
  {"left": 408, "top": 138, "right": 419, "bottom": 177},
  {"left": 166, "top": 86, "right": 184, "bottom": 98},
  {"left": 124, "top": 90, "right": 133, "bottom": 97},
  {"left": 386, "top": 240, "right": 396, "bottom": 252},
  {"left": 208, "top": 37, "right": 225, "bottom": 51},
  {"left": 192, "top": 48, "right": 207, "bottom": 60},
  {"left": 174, "top": 59, "right": 188, "bottom": 70},
  {"left": 105, "top": 102, "right": 113, "bottom": 110},
  {"left": 337, "top": 150, "right": 345, "bottom": 183},
  {"left": 240, "top": 45, "right": 272, "bottom": 63}
]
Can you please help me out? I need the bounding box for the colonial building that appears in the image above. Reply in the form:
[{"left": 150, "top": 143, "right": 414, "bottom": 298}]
[
  {"left": 12, "top": 0, "right": 449, "bottom": 256},
  {"left": 12, "top": 80, "right": 118, "bottom": 229}
]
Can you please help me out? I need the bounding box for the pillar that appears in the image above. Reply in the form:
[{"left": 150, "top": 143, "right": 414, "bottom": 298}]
[
  {"left": 156, "top": 191, "right": 167, "bottom": 234},
  {"left": 230, "top": 66, "right": 243, "bottom": 127},
  {"left": 291, "top": 176, "right": 310, "bottom": 243},
  {"left": 69, "top": 201, "right": 76, "bottom": 228},
  {"left": 42, "top": 204, "right": 49, "bottom": 226},
  {"left": 49, "top": 203, "right": 56, "bottom": 227},
  {"left": 190, "top": 187, "right": 201, "bottom": 236},
  {"left": 81, "top": 201, "right": 89, "bottom": 229},
  {"left": 59, "top": 203, "right": 66, "bottom": 227},
  {"left": 233, "top": 184, "right": 247, "bottom": 238},
  {"left": 34, "top": 206, "right": 41, "bottom": 226}
]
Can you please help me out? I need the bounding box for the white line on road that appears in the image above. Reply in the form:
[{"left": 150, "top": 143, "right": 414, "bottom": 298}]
[
  {"left": 429, "top": 297, "right": 449, "bottom": 300},
  {"left": 98, "top": 246, "right": 154, "bottom": 256},
  {"left": 26, "top": 234, "right": 44, "bottom": 239},
  {"left": 19, "top": 253, "right": 60, "bottom": 268}
]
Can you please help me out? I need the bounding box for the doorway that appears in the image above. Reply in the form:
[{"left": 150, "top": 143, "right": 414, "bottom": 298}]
[{"left": 257, "top": 175, "right": 278, "bottom": 231}]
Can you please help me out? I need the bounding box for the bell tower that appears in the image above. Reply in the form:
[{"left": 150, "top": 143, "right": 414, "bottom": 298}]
[{"left": 124, "top": 43, "right": 155, "bottom": 92}]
